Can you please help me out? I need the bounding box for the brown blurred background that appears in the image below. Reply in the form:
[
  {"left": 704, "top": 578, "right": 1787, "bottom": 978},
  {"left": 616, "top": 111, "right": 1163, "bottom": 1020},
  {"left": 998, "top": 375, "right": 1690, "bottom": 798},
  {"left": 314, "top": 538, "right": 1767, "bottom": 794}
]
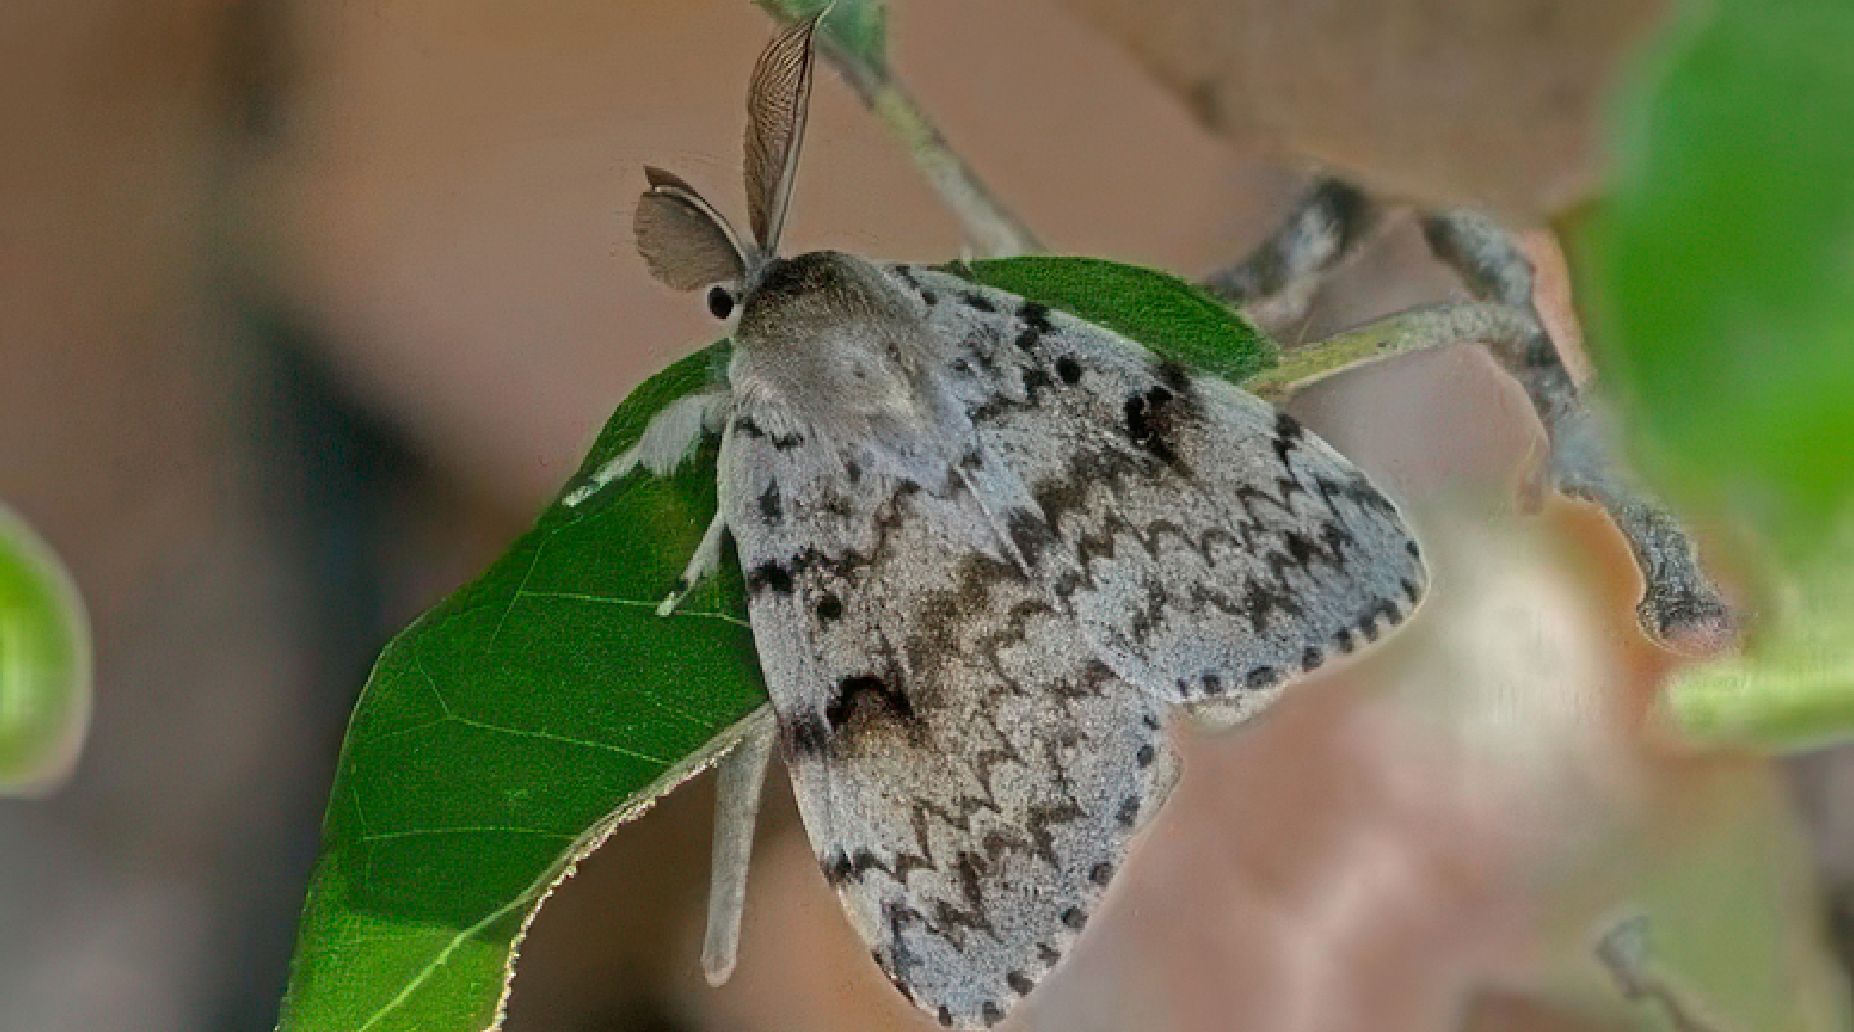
[{"left": 2, "top": 1, "right": 1849, "bottom": 1030}]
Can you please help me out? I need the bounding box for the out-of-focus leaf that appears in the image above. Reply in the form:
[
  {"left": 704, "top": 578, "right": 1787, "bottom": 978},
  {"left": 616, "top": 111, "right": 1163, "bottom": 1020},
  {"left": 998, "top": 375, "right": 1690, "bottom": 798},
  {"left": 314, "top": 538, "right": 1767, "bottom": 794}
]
[
  {"left": 756, "top": 0, "right": 887, "bottom": 78},
  {"left": 0, "top": 505, "right": 90, "bottom": 796},
  {"left": 1585, "top": 0, "right": 1854, "bottom": 554},
  {"left": 941, "top": 256, "right": 1276, "bottom": 383},
  {"left": 276, "top": 344, "right": 767, "bottom": 1032},
  {"left": 1579, "top": 0, "right": 1854, "bottom": 749},
  {"left": 1669, "top": 511, "right": 1854, "bottom": 750}
]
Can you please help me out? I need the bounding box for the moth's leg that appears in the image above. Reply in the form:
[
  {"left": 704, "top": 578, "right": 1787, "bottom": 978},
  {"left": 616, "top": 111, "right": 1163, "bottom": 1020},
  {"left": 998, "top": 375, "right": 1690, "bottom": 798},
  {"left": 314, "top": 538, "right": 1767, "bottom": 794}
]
[
  {"left": 1201, "top": 178, "right": 1381, "bottom": 329},
  {"left": 562, "top": 390, "right": 730, "bottom": 507},
  {"left": 1245, "top": 210, "right": 1735, "bottom": 650},
  {"left": 657, "top": 503, "right": 731, "bottom": 617},
  {"left": 702, "top": 704, "right": 778, "bottom": 986},
  {"left": 1419, "top": 213, "right": 1736, "bottom": 651},
  {"left": 655, "top": 416, "right": 739, "bottom": 616}
]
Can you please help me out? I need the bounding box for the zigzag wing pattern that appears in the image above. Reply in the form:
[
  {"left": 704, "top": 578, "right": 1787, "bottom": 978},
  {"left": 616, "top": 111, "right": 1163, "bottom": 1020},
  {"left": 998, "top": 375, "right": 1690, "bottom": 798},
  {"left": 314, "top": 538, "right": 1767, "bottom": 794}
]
[
  {"left": 723, "top": 408, "right": 1178, "bottom": 1029},
  {"left": 892, "top": 265, "right": 1427, "bottom": 726}
]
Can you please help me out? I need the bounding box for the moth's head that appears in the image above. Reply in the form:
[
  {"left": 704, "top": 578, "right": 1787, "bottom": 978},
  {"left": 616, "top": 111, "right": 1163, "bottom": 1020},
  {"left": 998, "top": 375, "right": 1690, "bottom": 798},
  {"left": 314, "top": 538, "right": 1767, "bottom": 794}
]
[
  {"left": 633, "top": 13, "right": 827, "bottom": 328},
  {"left": 723, "top": 249, "right": 934, "bottom": 424}
]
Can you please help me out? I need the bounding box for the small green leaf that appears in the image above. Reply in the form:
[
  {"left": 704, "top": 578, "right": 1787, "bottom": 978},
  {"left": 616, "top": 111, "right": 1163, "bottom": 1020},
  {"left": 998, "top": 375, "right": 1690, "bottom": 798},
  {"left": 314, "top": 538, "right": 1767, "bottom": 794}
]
[
  {"left": 276, "top": 344, "right": 766, "bottom": 1032},
  {"left": 1669, "top": 510, "right": 1854, "bottom": 750},
  {"left": 0, "top": 505, "right": 90, "bottom": 796},
  {"left": 756, "top": 0, "right": 888, "bottom": 77},
  {"left": 940, "top": 257, "right": 1276, "bottom": 383}
]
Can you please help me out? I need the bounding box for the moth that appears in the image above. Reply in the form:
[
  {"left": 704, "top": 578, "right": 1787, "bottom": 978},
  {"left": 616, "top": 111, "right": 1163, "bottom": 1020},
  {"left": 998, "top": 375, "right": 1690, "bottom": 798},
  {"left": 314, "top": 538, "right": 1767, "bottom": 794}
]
[{"left": 569, "top": 15, "right": 1426, "bottom": 1029}]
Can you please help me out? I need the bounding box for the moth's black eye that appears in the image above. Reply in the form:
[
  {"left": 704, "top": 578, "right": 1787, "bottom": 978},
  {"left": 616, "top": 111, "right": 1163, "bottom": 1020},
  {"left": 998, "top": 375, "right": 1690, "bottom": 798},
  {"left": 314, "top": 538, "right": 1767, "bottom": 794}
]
[{"left": 707, "top": 286, "right": 736, "bottom": 320}]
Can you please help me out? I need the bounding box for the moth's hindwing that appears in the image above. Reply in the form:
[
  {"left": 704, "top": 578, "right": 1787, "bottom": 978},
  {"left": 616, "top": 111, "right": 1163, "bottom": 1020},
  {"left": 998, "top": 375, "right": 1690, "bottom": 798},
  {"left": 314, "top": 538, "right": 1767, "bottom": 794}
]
[{"left": 722, "top": 263, "right": 1425, "bottom": 1028}]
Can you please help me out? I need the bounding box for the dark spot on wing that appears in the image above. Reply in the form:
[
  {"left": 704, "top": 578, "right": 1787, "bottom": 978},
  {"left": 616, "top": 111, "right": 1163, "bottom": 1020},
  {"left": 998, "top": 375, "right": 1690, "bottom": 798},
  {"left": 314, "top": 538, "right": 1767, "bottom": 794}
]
[
  {"left": 784, "top": 711, "right": 830, "bottom": 757},
  {"left": 1302, "top": 645, "right": 1323, "bottom": 671},
  {"left": 962, "top": 291, "right": 998, "bottom": 313},
  {"left": 1116, "top": 795, "right": 1141, "bottom": 827},
  {"left": 1055, "top": 356, "right": 1082, "bottom": 384},
  {"left": 747, "top": 561, "right": 794, "bottom": 595},
  {"left": 1135, "top": 743, "right": 1157, "bottom": 768},
  {"left": 732, "top": 415, "right": 804, "bottom": 450},
  {"left": 814, "top": 593, "right": 843, "bottom": 622},
  {"left": 1156, "top": 359, "right": 1192, "bottom": 393},
  {"left": 826, "top": 674, "right": 916, "bottom": 731},
  {"left": 981, "top": 1002, "right": 1004, "bottom": 1027},
  {"left": 1061, "top": 907, "right": 1087, "bottom": 931},
  {"left": 1273, "top": 410, "right": 1305, "bottom": 464},
  {"left": 1245, "top": 665, "right": 1280, "bottom": 690},
  {"left": 1124, "top": 385, "right": 1181, "bottom": 464},
  {"left": 1022, "top": 365, "right": 1054, "bottom": 401},
  {"left": 1005, "top": 508, "right": 1059, "bottom": 567},
  {"left": 757, "top": 481, "right": 782, "bottom": 521},
  {"left": 1013, "top": 301, "right": 1053, "bottom": 352},
  {"left": 1007, "top": 971, "right": 1035, "bottom": 996},
  {"left": 1089, "top": 862, "right": 1113, "bottom": 886}
]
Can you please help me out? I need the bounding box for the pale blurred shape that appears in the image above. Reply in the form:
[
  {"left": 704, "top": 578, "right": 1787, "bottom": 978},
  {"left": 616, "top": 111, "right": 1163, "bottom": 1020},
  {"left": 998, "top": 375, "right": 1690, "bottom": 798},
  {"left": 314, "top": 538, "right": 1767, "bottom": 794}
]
[{"left": 1058, "top": 0, "right": 1669, "bottom": 219}]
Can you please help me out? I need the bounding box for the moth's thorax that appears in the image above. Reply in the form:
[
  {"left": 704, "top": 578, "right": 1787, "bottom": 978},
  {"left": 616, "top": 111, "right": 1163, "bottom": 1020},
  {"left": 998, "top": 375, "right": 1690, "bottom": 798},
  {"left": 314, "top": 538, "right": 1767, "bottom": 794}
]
[{"left": 728, "top": 252, "right": 952, "bottom": 442}]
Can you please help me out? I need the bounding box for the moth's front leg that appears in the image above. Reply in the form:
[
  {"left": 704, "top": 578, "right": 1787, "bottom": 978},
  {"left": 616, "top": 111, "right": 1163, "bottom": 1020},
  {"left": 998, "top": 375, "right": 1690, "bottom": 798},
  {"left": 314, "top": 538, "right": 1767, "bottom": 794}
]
[
  {"left": 656, "top": 412, "right": 743, "bottom": 617},
  {"left": 657, "top": 503, "right": 732, "bottom": 617},
  {"left": 562, "top": 390, "right": 731, "bottom": 506}
]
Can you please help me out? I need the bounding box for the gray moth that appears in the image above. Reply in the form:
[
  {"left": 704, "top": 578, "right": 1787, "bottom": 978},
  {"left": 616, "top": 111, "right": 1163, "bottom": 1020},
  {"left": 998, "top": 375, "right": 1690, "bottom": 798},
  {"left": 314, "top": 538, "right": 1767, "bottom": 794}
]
[{"left": 568, "top": 15, "right": 1427, "bottom": 1029}]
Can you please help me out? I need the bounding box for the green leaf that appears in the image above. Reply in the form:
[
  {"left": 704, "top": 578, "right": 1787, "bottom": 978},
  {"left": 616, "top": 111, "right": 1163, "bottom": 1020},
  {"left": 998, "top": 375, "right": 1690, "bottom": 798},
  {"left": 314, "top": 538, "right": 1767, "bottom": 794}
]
[
  {"left": 756, "top": 0, "right": 888, "bottom": 77},
  {"left": 0, "top": 505, "right": 90, "bottom": 796},
  {"left": 276, "top": 344, "right": 767, "bottom": 1032},
  {"left": 940, "top": 256, "right": 1276, "bottom": 383},
  {"left": 1582, "top": 0, "right": 1854, "bottom": 553},
  {"left": 1669, "top": 510, "right": 1854, "bottom": 750},
  {"left": 277, "top": 256, "right": 1275, "bottom": 1030}
]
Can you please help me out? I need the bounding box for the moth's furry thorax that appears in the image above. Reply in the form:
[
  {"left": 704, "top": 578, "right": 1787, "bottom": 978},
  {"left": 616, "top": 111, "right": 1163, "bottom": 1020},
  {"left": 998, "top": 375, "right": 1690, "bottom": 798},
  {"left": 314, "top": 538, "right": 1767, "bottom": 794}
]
[{"left": 729, "top": 251, "right": 966, "bottom": 461}]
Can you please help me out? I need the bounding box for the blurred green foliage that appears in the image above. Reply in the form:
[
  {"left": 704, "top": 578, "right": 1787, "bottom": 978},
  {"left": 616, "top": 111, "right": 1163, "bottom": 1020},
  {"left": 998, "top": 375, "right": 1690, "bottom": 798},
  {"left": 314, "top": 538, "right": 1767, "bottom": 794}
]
[
  {"left": 0, "top": 505, "right": 90, "bottom": 796},
  {"left": 1580, "top": 0, "right": 1854, "bottom": 747}
]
